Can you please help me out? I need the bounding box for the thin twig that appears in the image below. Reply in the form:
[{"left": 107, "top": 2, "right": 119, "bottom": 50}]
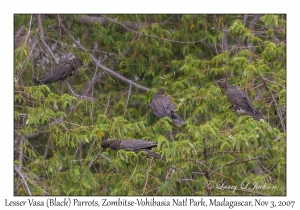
[
  {"left": 124, "top": 84, "right": 132, "bottom": 114},
  {"left": 43, "top": 138, "right": 51, "bottom": 159},
  {"left": 18, "top": 138, "right": 24, "bottom": 166},
  {"left": 14, "top": 26, "right": 26, "bottom": 49},
  {"left": 14, "top": 166, "right": 32, "bottom": 196},
  {"left": 89, "top": 67, "right": 98, "bottom": 123},
  {"left": 16, "top": 38, "right": 38, "bottom": 80},
  {"left": 14, "top": 130, "right": 43, "bottom": 159},
  {"left": 93, "top": 57, "right": 150, "bottom": 91},
  {"left": 142, "top": 158, "right": 153, "bottom": 195},
  {"left": 178, "top": 168, "right": 195, "bottom": 193},
  {"left": 206, "top": 151, "right": 240, "bottom": 156},
  {"left": 127, "top": 159, "right": 139, "bottom": 183},
  {"left": 37, "top": 15, "right": 57, "bottom": 63},
  {"left": 82, "top": 71, "right": 106, "bottom": 96},
  {"left": 242, "top": 14, "right": 248, "bottom": 26},
  {"left": 24, "top": 15, "right": 33, "bottom": 46},
  {"left": 73, "top": 148, "right": 79, "bottom": 160},
  {"left": 145, "top": 187, "right": 160, "bottom": 195},
  {"left": 261, "top": 76, "right": 285, "bottom": 133},
  {"left": 225, "top": 154, "right": 267, "bottom": 166},
  {"left": 257, "top": 159, "right": 272, "bottom": 174},
  {"left": 101, "top": 15, "right": 207, "bottom": 44},
  {"left": 104, "top": 92, "right": 111, "bottom": 116},
  {"left": 65, "top": 81, "right": 98, "bottom": 101},
  {"left": 165, "top": 166, "right": 176, "bottom": 181},
  {"left": 261, "top": 77, "right": 286, "bottom": 89},
  {"left": 99, "top": 153, "right": 112, "bottom": 162},
  {"left": 56, "top": 17, "right": 150, "bottom": 91},
  {"left": 245, "top": 14, "right": 262, "bottom": 61},
  {"left": 88, "top": 149, "right": 103, "bottom": 168}
]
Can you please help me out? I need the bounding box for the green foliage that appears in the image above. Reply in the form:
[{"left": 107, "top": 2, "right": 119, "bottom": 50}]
[{"left": 14, "top": 14, "right": 286, "bottom": 196}]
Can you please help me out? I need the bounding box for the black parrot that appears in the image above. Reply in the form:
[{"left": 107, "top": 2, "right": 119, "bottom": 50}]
[
  {"left": 217, "top": 79, "right": 266, "bottom": 120},
  {"left": 101, "top": 139, "right": 164, "bottom": 160},
  {"left": 35, "top": 57, "right": 83, "bottom": 85},
  {"left": 150, "top": 88, "right": 185, "bottom": 126}
]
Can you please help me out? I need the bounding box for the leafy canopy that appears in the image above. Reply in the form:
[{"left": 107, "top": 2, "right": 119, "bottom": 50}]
[{"left": 14, "top": 14, "right": 286, "bottom": 196}]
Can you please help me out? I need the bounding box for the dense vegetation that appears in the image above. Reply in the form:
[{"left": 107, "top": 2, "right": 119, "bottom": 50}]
[{"left": 14, "top": 14, "right": 286, "bottom": 196}]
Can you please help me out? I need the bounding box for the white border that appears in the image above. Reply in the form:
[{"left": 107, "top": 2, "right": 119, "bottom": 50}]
[{"left": 2, "top": 1, "right": 298, "bottom": 209}]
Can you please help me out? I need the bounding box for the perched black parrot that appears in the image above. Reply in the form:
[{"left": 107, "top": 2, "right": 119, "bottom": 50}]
[
  {"left": 150, "top": 88, "right": 185, "bottom": 126},
  {"left": 217, "top": 79, "right": 266, "bottom": 120},
  {"left": 101, "top": 139, "right": 164, "bottom": 160},
  {"left": 35, "top": 57, "right": 83, "bottom": 85}
]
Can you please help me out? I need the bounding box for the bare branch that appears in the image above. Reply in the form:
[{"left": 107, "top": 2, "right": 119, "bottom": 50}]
[
  {"left": 24, "top": 15, "right": 33, "bottom": 46},
  {"left": 127, "top": 159, "right": 139, "bottom": 183},
  {"left": 101, "top": 15, "right": 207, "bottom": 44},
  {"left": 142, "top": 158, "right": 152, "bottom": 195},
  {"left": 18, "top": 138, "right": 24, "bottom": 166},
  {"left": 85, "top": 72, "right": 107, "bottom": 93},
  {"left": 99, "top": 153, "right": 112, "bottom": 162},
  {"left": 57, "top": 17, "right": 150, "bottom": 91},
  {"left": 104, "top": 91, "right": 111, "bottom": 116},
  {"left": 124, "top": 84, "right": 132, "bottom": 114},
  {"left": 93, "top": 57, "right": 150, "bottom": 91},
  {"left": 221, "top": 21, "right": 229, "bottom": 52},
  {"left": 79, "top": 15, "right": 143, "bottom": 31},
  {"left": 16, "top": 38, "right": 38, "bottom": 81},
  {"left": 245, "top": 14, "right": 262, "bottom": 61},
  {"left": 225, "top": 154, "right": 267, "bottom": 166},
  {"left": 37, "top": 15, "right": 57, "bottom": 63},
  {"left": 248, "top": 14, "right": 262, "bottom": 32},
  {"left": 14, "top": 115, "right": 67, "bottom": 141},
  {"left": 261, "top": 76, "right": 286, "bottom": 133},
  {"left": 260, "top": 77, "right": 286, "bottom": 89},
  {"left": 242, "top": 14, "right": 248, "bottom": 26},
  {"left": 43, "top": 138, "right": 51, "bottom": 159},
  {"left": 206, "top": 150, "right": 240, "bottom": 156},
  {"left": 14, "top": 166, "right": 32, "bottom": 196},
  {"left": 88, "top": 149, "right": 103, "bottom": 168},
  {"left": 14, "top": 26, "right": 26, "bottom": 50},
  {"left": 65, "top": 81, "right": 98, "bottom": 101}
]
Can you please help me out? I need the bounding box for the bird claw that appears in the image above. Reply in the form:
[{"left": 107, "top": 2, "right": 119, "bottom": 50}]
[{"left": 236, "top": 108, "right": 246, "bottom": 115}]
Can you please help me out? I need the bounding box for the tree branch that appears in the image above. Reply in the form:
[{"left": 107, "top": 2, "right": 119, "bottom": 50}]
[
  {"left": 142, "top": 158, "right": 152, "bottom": 195},
  {"left": 225, "top": 154, "right": 267, "bottom": 166},
  {"left": 57, "top": 16, "right": 150, "bottom": 91},
  {"left": 14, "top": 25, "right": 26, "bottom": 50},
  {"left": 92, "top": 57, "right": 150, "bottom": 91},
  {"left": 24, "top": 15, "right": 33, "bottom": 46},
  {"left": 14, "top": 166, "right": 32, "bottom": 196},
  {"left": 261, "top": 76, "right": 286, "bottom": 133},
  {"left": 124, "top": 84, "right": 132, "bottom": 114},
  {"left": 65, "top": 80, "right": 98, "bottom": 101},
  {"left": 88, "top": 149, "right": 103, "bottom": 168},
  {"left": 245, "top": 14, "right": 262, "bottom": 61},
  {"left": 242, "top": 14, "right": 248, "bottom": 26},
  {"left": 79, "top": 15, "right": 143, "bottom": 31},
  {"left": 104, "top": 92, "right": 111, "bottom": 115},
  {"left": 248, "top": 14, "right": 262, "bottom": 32},
  {"left": 100, "top": 15, "right": 207, "bottom": 44},
  {"left": 37, "top": 15, "right": 57, "bottom": 63},
  {"left": 43, "top": 138, "right": 51, "bottom": 159},
  {"left": 221, "top": 21, "right": 229, "bottom": 52},
  {"left": 16, "top": 38, "right": 38, "bottom": 81}
]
